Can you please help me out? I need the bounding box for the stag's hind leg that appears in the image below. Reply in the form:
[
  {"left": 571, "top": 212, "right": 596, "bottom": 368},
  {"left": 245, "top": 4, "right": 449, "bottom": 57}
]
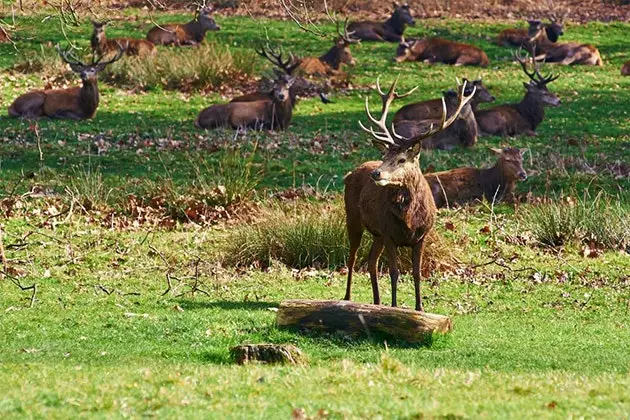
[
  {"left": 8, "top": 92, "right": 45, "bottom": 119},
  {"left": 412, "top": 237, "right": 428, "bottom": 312},
  {"left": 367, "top": 236, "right": 384, "bottom": 305},
  {"left": 343, "top": 215, "right": 364, "bottom": 301},
  {"left": 384, "top": 241, "right": 400, "bottom": 307}
]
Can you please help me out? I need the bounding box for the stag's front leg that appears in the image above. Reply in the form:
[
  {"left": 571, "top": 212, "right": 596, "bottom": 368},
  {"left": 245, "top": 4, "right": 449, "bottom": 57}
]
[
  {"left": 367, "top": 236, "right": 384, "bottom": 305},
  {"left": 412, "top": 239, "right": 427, "bottom": 312},
  {"left": 384, "top": 241, "right": 400, "bottom": 307}
]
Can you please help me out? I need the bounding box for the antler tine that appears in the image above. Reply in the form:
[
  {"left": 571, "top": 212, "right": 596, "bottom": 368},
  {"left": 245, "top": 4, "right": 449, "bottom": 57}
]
[
  {"left": 514, "top": 46, "right": 538, "bottom": 83},
  {"left": 56, "top": 44, "right": 85, "bottom": 67},
  {"left": 95, "top": 41, "right": 125, "bottom": 66}
]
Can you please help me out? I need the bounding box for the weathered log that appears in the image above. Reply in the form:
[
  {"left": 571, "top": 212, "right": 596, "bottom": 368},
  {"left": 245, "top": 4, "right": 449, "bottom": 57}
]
[
  {"left": 230, "top": 343, "right": 307, "bottom": 365},
  {"left": 276, "top": 299, "right": 452, "bottom": 344}
]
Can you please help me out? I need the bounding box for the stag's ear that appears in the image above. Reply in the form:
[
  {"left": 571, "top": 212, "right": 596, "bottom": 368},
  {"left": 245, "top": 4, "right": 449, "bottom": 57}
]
[
  {"left": 489, "top": 147, "right": 503, "bottom": 155},
  {"left": 409, "top": 142, "right": 422, "bottom": 159}
]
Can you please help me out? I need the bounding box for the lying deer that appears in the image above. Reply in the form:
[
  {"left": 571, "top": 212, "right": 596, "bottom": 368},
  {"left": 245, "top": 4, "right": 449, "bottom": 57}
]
[
  {"left": 497, "top": 19, "right": 564, "bottom": 53},
  {"left": 394, "top": 89, "right": 478, "bottom": 150},
  {"left": 622, "top": 60, "right": 630, "bottom": 76},
  {"left": 537, "top": 41, "right": 603, "bottom": 66},
  {"left": 476, "top": 48, "right": 560, "bottom": 137},
  {"left": 343, "top": 77, "right": 474, "bottom": 312},
  {"left": 146, "top": 6, "right": 220, "bottom": 46},
  {"left": 8, "top": 45, "right": 123, "bottom": 119},
  {"left": 393, "top": 78, "right": 494, "bottom": 122},
  {"left": 395, "top": 37, "right": 489, "bottom": 67},
  {"left": 425, "top": 147, "right": 528, "bottom": 208},
  {"left": 297, "top": 20, "right": 360, "bottom": 76},
  {"left": 347, "top": 3, "right": 415, "bottom": 42},
  {"left": 91, "top": 20, "right": 156, "bottom": 57},
  {"left": 196, "top": 69, "right": 295, "bottom": 131}
]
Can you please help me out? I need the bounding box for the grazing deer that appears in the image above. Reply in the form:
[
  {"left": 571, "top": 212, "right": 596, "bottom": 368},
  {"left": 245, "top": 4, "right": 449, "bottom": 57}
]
[
  {"left": 347, "top": 3, "right": 415, "bottom": 42},
  {"left": 91, "top": 20, "right": 156, "bottom": 57},
  {"left": 196, "top": 68, "right": 296, "bottom": 130},
  {"left": 393, "top": 78, "right": 495, "bottom": 123},
  {"left": 395, "top": 89, "right": 478, "bottom": 150},
  {"left": 146, "top": 6, "right": 220, "bottom": 46},
  {"left": 395, "top": 37, "right": 490, "bottom": 67},
  {"left": 497, "top": 19, "right": 564, "bottom": 53},
  {"left": 297, "top": 20, "right": 360, "bottom": 76},
  {"left": 425, "top": 147, "right": 528, "bottom": 208},
  {"left": 8, "top": 45, "right": 124, "bottom": 120},
  {"left": 622, "top": 60, "right": 630, "bottom": 76},
  {"left": 476, "top": 48, "right": 560, "bottom": 137},
  {"left": 343, "top": 77, "right": 474, "bottom": 311}
]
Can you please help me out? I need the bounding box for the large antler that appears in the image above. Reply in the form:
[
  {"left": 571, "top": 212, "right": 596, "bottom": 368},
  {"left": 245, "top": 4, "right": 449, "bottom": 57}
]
[
  {"left": 514, "top": 45, "right": 559, "bottom": 87},
  {"left": 255, "top": 42, "right": 300, "bottom": 75},
  {"left": 336, "top": 17, "right": 359, "bottom": 44}
]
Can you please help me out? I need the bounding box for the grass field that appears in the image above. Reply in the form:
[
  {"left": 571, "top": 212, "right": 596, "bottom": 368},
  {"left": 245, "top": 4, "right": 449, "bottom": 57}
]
[{"left": 0, "top": 8, "right": 629, "bottom": 418}]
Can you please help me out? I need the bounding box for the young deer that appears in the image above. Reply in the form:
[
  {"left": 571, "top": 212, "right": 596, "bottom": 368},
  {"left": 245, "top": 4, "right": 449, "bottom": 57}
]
[
  {"left": 476, "top": 48, "right": 560, "bottom": 137},
  {"left": 622, "top": 60, "right": 630, "bottom": 76},
  {"left": 297, "top": 20, "right": 360, "bottom": 76},
  {"left": 395, "top": 37, "right": 490, "bottom": 67},
  {"left": 146, "top": 6, "right": 220, "bottom": 46},
  {"left": 347, "top": 3, "right": 415, "bottom": 42},
  {"left": 395, "top": 89, "right": 479, "bottom": 150},
  {"left": 343, "top": 77, "right": 474, "bottom": 311},
  {"left": 393, "top": 78, "right": 495, "bottom": 123},
  {"left": 8, "top": 45, "right": 124, "bottom": 120},
  {"left": 425, "top": 147, "right": 528, "bottom": 208},
  {"left": 91, "top": 20, "right": 156, "bottom": 57}
]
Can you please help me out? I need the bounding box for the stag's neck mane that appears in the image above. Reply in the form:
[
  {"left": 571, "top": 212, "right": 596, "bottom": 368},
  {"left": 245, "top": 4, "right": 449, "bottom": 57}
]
[
  {"left": 384, "top": 11, "right": 406, "bottom": 35},
  {"left": 80, "top": 79, "right": 100, "bottom": 117},
  {"left": 319, "top": 44, "right": 342, "bottom": 70},
  {"left": 480, "top": 162, "right": 515, "bottom": 199},
  {"left": 387, "top": 168, "right": 433, "bottom": 230},
  {"left": 516, "top": 90, "right": 546, "bottom": 130},
  {"left": 269, "top": 97, "right": 294, "bottom": 130}
]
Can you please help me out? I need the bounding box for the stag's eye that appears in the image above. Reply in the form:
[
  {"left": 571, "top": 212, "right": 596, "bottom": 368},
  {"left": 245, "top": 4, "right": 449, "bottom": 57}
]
[{"left": 398, "top": 158, "right": 406, "bottom": 164}]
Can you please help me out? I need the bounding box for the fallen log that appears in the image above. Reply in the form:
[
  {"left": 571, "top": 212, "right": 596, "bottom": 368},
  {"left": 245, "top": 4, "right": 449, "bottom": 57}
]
[{"left": 276, "top": 299, "right": 452, "bottom": 344}]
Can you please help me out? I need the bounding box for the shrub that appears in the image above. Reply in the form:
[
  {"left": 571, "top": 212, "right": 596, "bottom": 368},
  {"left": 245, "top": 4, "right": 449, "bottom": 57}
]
[{"left": 66, "top": 165, "right": 113, "bottom": 211}]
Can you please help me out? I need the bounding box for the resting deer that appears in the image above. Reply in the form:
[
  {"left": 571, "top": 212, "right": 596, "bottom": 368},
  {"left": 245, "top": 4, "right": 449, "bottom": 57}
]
[
  {"left": 8, "top": 45, "right": 124, "bottom": 120},
  {"left": 476, "top": 47, "right": 560, "bottom": 137},
  {"left": 347, "top": 3, "right": 415, "bottom": 42},
  {"left": 343, "top": 77, "right": 474, "bottom": 312},
  {"left": 497, "top": 19, "right": 564, "bottom": 54},
  {"left": 395, "top": 37, "right": 489, "bottom": 67},
  {"left": 146, "top": 6, "right": 220, "bottom": 46},
  {"left": 622, "top": 60, "right": 630, "bottom": 76},
  {"left": 91, "top": 20, "right": 155, "bottom": 57},
  {"left": 393, "top": 78, "right": 494, "bottom": 123},
  {"left": 538, "top": 41, "right": 603, "bottom": 66},
  {"left": 395, "top": 89, "right": 478, "bottom": 150},
  {"left": 297, "top": 19, "right": 360, "bottom": 76},
  {"left": 425, "top": 147, "right": 528, "bottom": 208}
]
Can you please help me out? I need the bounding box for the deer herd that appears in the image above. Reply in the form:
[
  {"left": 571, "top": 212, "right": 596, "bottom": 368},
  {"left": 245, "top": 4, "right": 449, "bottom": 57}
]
[{"left": 5, "top": 4, "right": 627, "bottom": 311}]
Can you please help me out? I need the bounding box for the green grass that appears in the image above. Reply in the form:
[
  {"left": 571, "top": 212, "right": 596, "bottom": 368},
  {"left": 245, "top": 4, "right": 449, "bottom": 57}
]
[{"left": 1, "top": 9, "right": 629, "bottom": 418}]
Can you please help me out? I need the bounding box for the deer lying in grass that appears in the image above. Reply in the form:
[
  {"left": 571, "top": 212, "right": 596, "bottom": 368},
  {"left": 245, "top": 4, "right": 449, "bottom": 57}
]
[
  {"left": 393, "top": 78, "right": 494, "bottom": 122},
  {"left": 497, "top": 19, "right": 564, "bottom": 53},
  {"left": 347, "top": 3, "right": 415, "bottom": 42},
  {"left": 538, "top": 41, "right": 603, "bottom": 66},
  {"left": 297, "top": 20, "right": 360, "bottom": 76},
  {"left": 196, "top": 68, "right": 295, "bottom": 130},
  {"left": 622, "top": 60, "right": 630, "bottom": 75},
  {"left": 394, "top": 89, "right": 478, "bottom": 150},
  {"left": 425, "top": 147, "right": 528, "bottom": 208},
  {"left": 395, "top": 37, "right": 489, "bottom": 67},
  {"left": 8, "top": 45, "right": 123, "bottom": 119},
  {"left": 146, "top": 6, "right": 220, "bottom": 46},
  {"left": 91, "top": 20, "right": 156, "bottom": 57},
  {"left": 476, "top": 48, "right": 560, "bottom": 137},
  {"left": 343, "top": 77, "right": 474, "bottom": 311}
]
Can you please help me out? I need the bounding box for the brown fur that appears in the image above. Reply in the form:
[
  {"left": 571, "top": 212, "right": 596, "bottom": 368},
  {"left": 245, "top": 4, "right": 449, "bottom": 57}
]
[
  {"left": 347, "top": 3, "right": 415, "bottom": 42},
  {"left": 539, "top": 42, "right": 603, "bottom": 66},
  {"left": 497, "top": 19, "right": 564, "bottom": 55},
  {"left": 393, "top": 79, "right": 495, "bottom": 123},
  {"left": 425, "top": 147, "right": 528, "bottom": 208},
  {"left": 297, "top": 38, "right": 356, "bottom": 76},
  {"left": 196, "top": 74, "right": 295, "bottom": 130},
  {"left": 395, "top": 37, "right": 489, "bottom": 67},
  {"left": 91, "top": 21, "right": 155, "bottom": 57},
  {"left": 146, "top": 7, "right": 220, "bottom": 46},
  {"left": 622, "top": 60, "right": 630, "bottom": 76}
]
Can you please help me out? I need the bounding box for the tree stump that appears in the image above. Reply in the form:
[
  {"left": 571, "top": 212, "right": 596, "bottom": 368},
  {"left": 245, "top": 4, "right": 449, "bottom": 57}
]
[
  {"left": 230, "top": 344, "right": 307, "bottom": 365},
  {"left": 276, "top": 299, "right": 452, "bottom": 344}
]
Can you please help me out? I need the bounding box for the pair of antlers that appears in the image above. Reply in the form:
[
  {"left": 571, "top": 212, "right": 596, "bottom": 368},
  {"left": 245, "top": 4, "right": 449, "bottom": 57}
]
[
  {"left": 360, "top": 77, "right": 476, "bottom": 149},
  {"left": 254, "top": 43, "right": 300, "bottom": 76},
  {"left": 57, "top": 43, "right": 124, "bottom": 71},
  {"left": 514, "top": 45, "right": 559, "bottom": 87}
]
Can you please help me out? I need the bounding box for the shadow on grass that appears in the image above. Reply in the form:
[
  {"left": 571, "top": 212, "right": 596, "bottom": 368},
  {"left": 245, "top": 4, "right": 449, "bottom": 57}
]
[{"left": 177, "top": 299, "right": 279, "bottom": 311}]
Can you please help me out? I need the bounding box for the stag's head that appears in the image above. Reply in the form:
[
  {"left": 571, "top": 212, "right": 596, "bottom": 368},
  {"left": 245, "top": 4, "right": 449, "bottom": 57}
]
[
  {"left": 335, "top": 18, "right": 360, "bottom": 67},
  {"left": 515, "top": 47, "right": 561, "bottom": 107},
  {"left": 58, "top": 44, "right": 124, "bottom": 82},
  {"left": 392, "top": 3, "right": 415, "bottom": 26},
  {"left": 271, "top": 70, "right": 295, "bottom": 102},
  {"left": 394, "top": 37, "right": 422, "bottom": 62},
  {"left": 545, "top": 21, "right": 564, "bottom": 42},
  {"left": 360, "top": 77, "right": 475, "bottom": 187},
  {"left": 492, "top": 147, "right": 528, "bottom": 181},
  {"left": 461, "top": 77, "right": 495, "bottom": 103},
  {"left": 199, "top": 6, "right": 220, "bottom": 31}
]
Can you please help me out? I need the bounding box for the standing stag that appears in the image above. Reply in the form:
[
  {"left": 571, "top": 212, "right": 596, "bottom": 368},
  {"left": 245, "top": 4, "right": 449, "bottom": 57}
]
[
  {"left": 91, "top": 20, "right": 156, "bottom": 57},
  {"left": 343, "top": 77, "right": 474, "bottom": 311},
  {"left": 395, "top": 37, "right": 490, "bottom": 67},
  {"left": 347, "top": 3, "right": 415, "bottom": 42},
  {"left": 146, "top": 6, "right": 220, "bottom": 46},
  {"left": 297, "top": 19, "right": 360, "bottom": 76},
  {"left": 476, "top": 48, "right": 560, "bottom": 137},
  {"left": 8, "top": 45, "right": 124, "bottom": 119},
  {"left": 425, "top": 147, "right": 528, "bottom": 208}
]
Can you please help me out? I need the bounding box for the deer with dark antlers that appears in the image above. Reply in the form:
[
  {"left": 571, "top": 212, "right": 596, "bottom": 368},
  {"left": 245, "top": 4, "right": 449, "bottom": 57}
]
[
  {"left": 343, "top": 77, "right": 474, "bottom": 312},
  {"left": 91, "top": 20, "right": 156, "bottom": 57},
  {"left": 476, "top": 47, "right": 560, "bottom": 137},
  {"left": 347, "top": 3, "right": 415, "bottom": 43},
  {"left": 146, "top": 6, "right": 220, "bottom": 47},
  {"left": 8, "top": 45, "right": 124, "bottom": 119},
  {"left": 297, "top": 19, "right": 360, "bottom": 77}
]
